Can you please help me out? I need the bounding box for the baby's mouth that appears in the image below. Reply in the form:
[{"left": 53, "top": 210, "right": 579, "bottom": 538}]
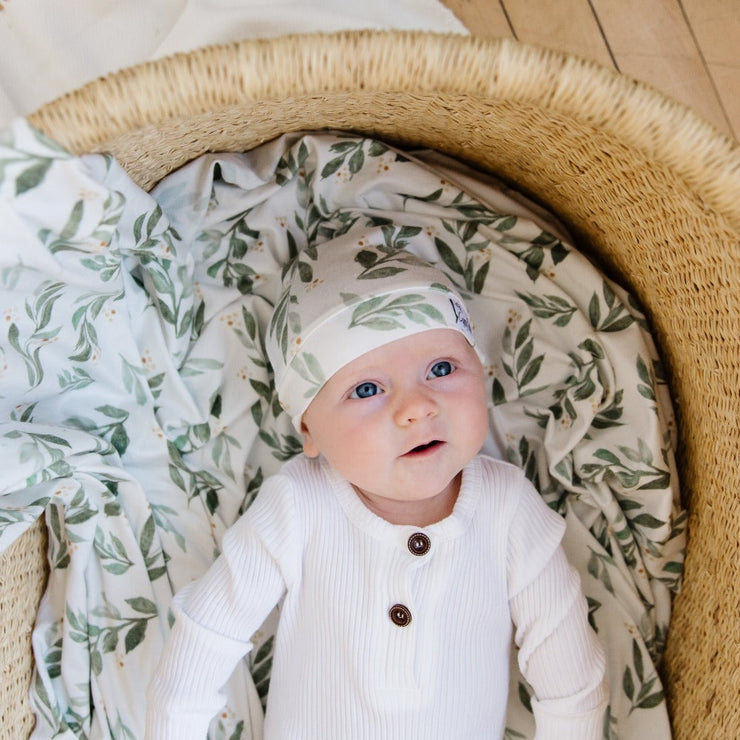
[{"left": 404, "top": 440, "right": 443, "bottom": 456}]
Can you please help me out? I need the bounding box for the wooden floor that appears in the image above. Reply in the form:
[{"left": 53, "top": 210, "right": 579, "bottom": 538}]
[{"left": 441, "top": 0, "right": 740, "bottom": 142}]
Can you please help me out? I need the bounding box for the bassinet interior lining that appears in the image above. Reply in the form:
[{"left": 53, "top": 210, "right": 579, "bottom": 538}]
[{"left": 0, "top": 122, "right": 684, "bottom": 737}]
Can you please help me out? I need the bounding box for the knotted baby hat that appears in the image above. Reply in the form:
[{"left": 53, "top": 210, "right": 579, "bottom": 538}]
[{"left": 265, "top": 235, "right": 477, "bottom": 431}]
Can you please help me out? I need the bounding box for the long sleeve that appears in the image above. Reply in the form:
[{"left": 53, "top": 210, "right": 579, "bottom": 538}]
[
  {"left": 508, "top": 481, "right": 608, "bottom": 738},
  {"left": 146, "top": 607, "right": 254, "bottom": 739},
  {"left": 146, "top": 477, "right": 297, "bottom": 739}
]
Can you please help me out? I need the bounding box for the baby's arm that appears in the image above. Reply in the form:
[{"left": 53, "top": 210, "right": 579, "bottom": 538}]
[
  {"left": 511, "top": 547, "right": 607, "bottom": 738},
  {"left": 508, "top": 484, "right": 607, "bottom": 738},
  {"left": 146, "top": 601, "right": 258, "bottom": 739},
  {"left": 146, "top": 479, "right": 295, "bottom": 739}
]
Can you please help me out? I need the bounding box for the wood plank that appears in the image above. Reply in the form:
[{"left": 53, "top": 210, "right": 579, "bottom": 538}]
[
  {"left": 589, "top": 0, "right": 731, "bottom": 136},
  {"left": 440, "top": 0, "right": 514, "bottom": 39},
  {"left": 681, "top": 0, "right": 740, "bottom": 140},
  {"left": 500, "top": 0, "right": 614, "bottom": 68}
]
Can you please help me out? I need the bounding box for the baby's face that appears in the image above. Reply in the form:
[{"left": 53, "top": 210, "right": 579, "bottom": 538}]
[{"left": 301, "top": 328, "right": 489, "bottom": 520}]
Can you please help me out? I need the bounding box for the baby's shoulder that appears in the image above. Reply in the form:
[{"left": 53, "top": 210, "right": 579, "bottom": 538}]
[
  {"left": 472, "top": 454, "right": 547, "bottom": 519},
  {"left": 261, "top": 454, "right": 337, "bottom": 513},
  {"left": 474, "top": 453, "right": 530, "bottom": 488},
  {"left": 274, "top": 453, "right": 325, "bottom": 486},
  {"left": 475, "top": 455, "right": 565, "bottom": 539},
  {"left": 237, "top": 455, "right": 329, "bottom": 534}
]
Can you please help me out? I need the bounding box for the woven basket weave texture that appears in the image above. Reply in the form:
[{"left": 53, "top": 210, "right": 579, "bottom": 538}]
[{"left": 1, "top": 31, "right": 738, "bottom": 739}]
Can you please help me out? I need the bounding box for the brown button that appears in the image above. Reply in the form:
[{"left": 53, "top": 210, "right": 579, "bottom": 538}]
[
  {"left": 389, "top": 604, "right": 412, "bottom": 627},
  {"left": 408, "top": 532, "right": 431, "bottom": 556}
]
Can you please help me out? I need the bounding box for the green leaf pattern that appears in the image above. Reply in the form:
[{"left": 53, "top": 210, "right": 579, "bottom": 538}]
[
  {"left": 0, "top": 121, "right": 683, "bottom": 739},
  {"left": 346, "top": 291, "right": 445, "bottom": 331}
]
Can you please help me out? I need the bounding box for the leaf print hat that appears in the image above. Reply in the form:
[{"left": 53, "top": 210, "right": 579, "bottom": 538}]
[{"left": 266, "top": 235, "right": 477, "bottom": 430}]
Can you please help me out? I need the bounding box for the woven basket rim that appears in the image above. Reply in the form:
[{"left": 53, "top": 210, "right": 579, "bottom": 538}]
[{"left": 28, "top": 30, "right": 740, "bottom": 233}]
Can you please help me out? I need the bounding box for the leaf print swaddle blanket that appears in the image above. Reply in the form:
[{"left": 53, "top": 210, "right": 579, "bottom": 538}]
[{"left": 0, "top": 120, "right": 685, "bottom": 739}]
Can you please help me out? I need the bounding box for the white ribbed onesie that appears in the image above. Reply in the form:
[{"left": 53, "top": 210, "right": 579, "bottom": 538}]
[{"left": 147, "top": 454, "right": 607, "bottom": 739}]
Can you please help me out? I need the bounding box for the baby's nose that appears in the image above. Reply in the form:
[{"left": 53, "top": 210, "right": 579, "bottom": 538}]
[{"left": 393, "top": 389, "right": 438, "bottom": 425}]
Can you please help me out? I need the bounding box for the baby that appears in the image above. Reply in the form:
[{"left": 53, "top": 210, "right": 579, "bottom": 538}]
[{"left": 146, "top": 241, "right": 608, "bottom": 739}]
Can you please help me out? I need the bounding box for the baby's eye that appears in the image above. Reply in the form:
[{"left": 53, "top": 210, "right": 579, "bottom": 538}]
[
  {"left": 428, "top": 360, "right": 454, "bottom": 378},
  {"left": 350, "top": 381, "right": 383, "bottom": 399}
]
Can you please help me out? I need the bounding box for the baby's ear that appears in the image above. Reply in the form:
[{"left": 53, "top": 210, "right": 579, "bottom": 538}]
[{"left": 301, "top": 421, "right": 320, "bottom": 458}]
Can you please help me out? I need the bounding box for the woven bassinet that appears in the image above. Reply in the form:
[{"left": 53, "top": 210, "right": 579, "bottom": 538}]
[{"left": 1, "top": 30, "right": 738, "bottom": 739}]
